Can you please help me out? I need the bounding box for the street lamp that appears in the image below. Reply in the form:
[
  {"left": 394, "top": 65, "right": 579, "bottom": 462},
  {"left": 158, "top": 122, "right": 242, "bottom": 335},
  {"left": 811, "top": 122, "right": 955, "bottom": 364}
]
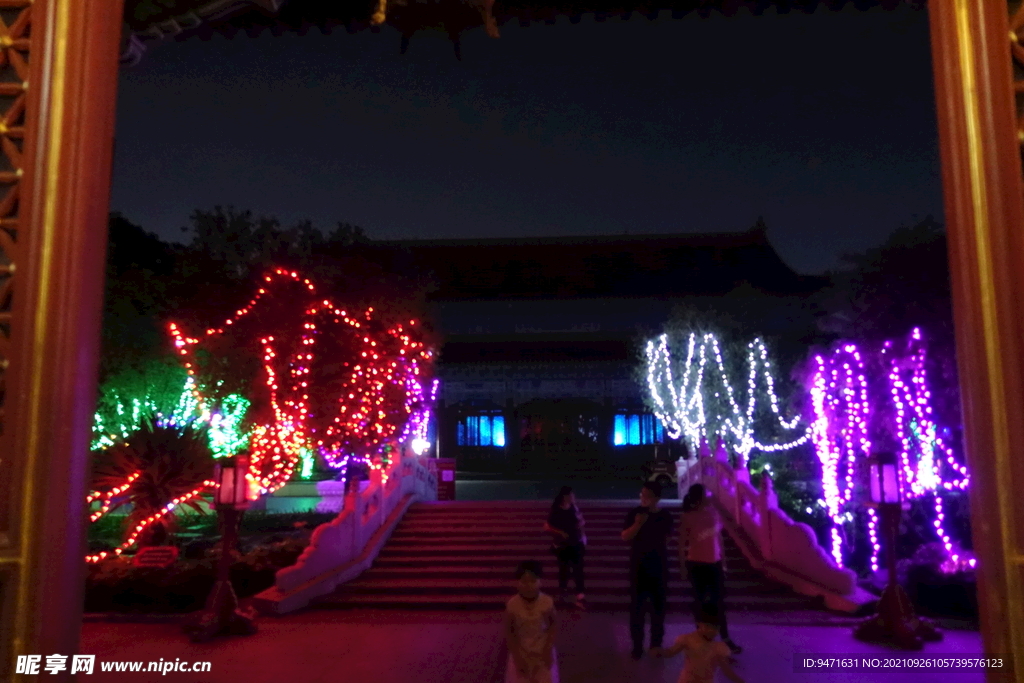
[
  {"left": 853, "top": 452, "right": 941, "bottom": 649},
  {"left": 183, "top": 453, "right": 259, "bottom": 642}
]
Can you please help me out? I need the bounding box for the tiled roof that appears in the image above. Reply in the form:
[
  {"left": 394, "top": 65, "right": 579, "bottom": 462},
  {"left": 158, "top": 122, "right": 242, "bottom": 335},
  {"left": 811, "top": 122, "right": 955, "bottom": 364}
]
[{"left": 356, "top": 227, "right": 828, "bottom": 300}]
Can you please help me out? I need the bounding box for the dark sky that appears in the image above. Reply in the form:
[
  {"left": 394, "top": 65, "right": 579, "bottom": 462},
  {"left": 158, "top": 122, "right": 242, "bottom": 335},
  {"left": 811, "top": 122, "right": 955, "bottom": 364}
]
[{"left": 110, "top": 4, "right": 941, "bottom": 275}]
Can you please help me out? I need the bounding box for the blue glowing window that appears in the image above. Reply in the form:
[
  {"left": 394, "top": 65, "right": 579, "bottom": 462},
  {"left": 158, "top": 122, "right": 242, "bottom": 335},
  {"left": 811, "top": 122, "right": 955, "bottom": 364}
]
[
  {"left": 457, "top": 414, "right": 506, "bottom": 447},
  {"left": 613, "top": 415, "right": 627, "bottom": 446},
  {"left": 493, "top": 416, "right": 506, "bottom": 447},
  {"left": 614, "top": 414, "right": 665, "bottom": 446}
]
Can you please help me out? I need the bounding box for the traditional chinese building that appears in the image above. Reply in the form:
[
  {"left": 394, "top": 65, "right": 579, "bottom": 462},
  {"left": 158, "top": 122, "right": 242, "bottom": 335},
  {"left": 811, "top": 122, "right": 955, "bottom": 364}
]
[
  {"left": 6, "top": 0, "right": 1024, "bottom": 673},
  {"left": 365, "top": 222, "right": 827, "bottom": 475}
]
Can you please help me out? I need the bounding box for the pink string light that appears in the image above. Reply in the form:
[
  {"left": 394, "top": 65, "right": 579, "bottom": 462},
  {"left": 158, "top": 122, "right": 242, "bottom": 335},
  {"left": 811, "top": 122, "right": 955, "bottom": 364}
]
[
  {"left": 886, "top": 328, "right": 970, "bottom": 567},
  {"left": 808, "top": 345, "right": 871, "bottom": 567},
  {"left": 808, "top": 329, "right": 970, "bottom": 571}
]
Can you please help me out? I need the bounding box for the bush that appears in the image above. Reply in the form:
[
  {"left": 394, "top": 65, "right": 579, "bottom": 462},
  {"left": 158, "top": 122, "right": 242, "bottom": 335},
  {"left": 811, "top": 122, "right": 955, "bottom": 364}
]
[
  {"left": 84, "top": 536, "right": 310, "bottom": 614},
  {"left": 899, "top": 542, "right": 978, "bottom": 619},
  {"left": 88, "top": 510, "right": 338, "bottom": 550}
]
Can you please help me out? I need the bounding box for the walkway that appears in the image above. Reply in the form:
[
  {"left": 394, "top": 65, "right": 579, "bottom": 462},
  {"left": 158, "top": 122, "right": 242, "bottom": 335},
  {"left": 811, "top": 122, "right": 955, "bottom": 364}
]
[{"left": 79, "top": 610, "right": 984, "bottom": 682}]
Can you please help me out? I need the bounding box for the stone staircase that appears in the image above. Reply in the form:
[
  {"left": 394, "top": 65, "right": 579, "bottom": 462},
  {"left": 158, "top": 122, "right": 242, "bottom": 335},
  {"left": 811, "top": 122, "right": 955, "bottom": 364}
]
[{"left": 315, "top": 500, "right": 824, "bottom": 611}]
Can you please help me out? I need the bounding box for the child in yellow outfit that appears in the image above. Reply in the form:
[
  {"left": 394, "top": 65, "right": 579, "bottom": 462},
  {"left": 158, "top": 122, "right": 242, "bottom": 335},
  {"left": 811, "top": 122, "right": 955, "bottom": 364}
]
[
  {"left": 504, "top": 560, "right": 559, "bottom": 683},
  {"left": 655, "top": 606, "right": 744, "bottom": 683}
]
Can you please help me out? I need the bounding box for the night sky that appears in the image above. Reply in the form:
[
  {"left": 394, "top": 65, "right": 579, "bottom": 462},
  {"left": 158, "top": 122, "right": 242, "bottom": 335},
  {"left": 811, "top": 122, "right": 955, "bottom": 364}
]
[{"left": 110, "top": 4, "right": 940, "bottom": 275}]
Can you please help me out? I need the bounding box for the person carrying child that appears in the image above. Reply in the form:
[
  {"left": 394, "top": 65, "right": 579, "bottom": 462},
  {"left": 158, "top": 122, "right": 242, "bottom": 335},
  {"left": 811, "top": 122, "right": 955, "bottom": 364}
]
[
  {"left": 504, "top": 560, "right": 559, "bottom": 683},
  {"left": 621, "top": 480, "right": 674, "bottom": 660},
  {"left": 654, "top": 605, "right": 745, "bottom": 683}
]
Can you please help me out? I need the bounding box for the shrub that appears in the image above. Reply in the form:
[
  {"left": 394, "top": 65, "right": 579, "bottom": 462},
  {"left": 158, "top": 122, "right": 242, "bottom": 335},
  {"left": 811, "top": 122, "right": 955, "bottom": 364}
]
[
  {"left": 90, "top": 420, "right": 214, "bottom": 547},
  {"left": 84, "top": 536, "right": 310, "bottom": 613}
]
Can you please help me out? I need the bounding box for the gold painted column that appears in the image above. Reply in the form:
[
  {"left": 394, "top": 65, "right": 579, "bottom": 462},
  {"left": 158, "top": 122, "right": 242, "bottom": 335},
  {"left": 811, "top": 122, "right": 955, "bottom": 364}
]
[
  {"left": 0, "top": 1, "right": 123, "bottom": 682},
  {"left": 928, "top": 2, "right": 1024, "bottom": 681}
]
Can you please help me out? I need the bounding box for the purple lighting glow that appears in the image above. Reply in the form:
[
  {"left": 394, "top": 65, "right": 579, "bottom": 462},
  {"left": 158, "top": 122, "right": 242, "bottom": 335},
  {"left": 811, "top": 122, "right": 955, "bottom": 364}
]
[{"left": 807, "top": 329, "right": 971, "bottom": 570}]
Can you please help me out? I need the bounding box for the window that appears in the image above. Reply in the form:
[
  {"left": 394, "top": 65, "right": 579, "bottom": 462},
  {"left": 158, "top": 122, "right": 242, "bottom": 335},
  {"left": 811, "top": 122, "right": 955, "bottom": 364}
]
[
  {"left": 457, "top": 414, "right": 506, "bottom": 447},
  {"left": 613, "top": 414, "right": 664, "bottom": 446}
]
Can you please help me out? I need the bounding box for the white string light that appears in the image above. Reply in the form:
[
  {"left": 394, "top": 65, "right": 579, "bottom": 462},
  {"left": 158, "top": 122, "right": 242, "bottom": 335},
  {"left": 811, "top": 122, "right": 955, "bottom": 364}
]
[{"left": 646, "top": 332, "right": 810, "bottom": 464}]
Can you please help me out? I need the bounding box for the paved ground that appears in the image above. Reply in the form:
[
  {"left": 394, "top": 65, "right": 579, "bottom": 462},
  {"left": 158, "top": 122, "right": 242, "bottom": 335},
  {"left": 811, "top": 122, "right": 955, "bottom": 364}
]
[{"left": 78, "top": 609, "right": 985, "bottom": 683}]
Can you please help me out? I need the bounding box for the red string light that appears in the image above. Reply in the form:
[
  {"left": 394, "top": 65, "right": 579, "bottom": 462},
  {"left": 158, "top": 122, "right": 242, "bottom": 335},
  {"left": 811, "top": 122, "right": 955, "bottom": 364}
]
[
  {"left": 87, "top": 471, "right": 142, "bottom": 522},
  {"left": 168, "top": 268, "right": 435, "bottom": 495},
  {"left": 85, "top": 480, "right": 218, "bottom": 563}
]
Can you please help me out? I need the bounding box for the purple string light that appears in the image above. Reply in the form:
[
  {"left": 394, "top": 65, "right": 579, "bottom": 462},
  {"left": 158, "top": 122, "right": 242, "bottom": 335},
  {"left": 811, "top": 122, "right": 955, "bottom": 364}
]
[{"left": 808, "top": 329, "right": 971, "bottom": 571}]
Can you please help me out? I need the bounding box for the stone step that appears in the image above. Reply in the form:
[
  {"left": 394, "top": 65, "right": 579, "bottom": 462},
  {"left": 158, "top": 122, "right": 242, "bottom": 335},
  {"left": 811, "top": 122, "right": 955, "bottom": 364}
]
[
  {"left": 404, "top": 510, "right": 676, "bottom": 518},
  {"left": 316, "top": 591, "right": 821, "bottom": 611},
  {"left": 369, "top": 556, "right": 758, "bottom": 576},
  {"left": 315, "top": 500, "right": 826, "bottom": 616},
  {"left": 377, "top": 542, "right": 746, "bottom": 558},
  {"left": 389, "top": 530, "right": 742, "bottom": 547},
  {"left": 352, "top": 570, "right": 777, "bottom": 591},
  {"left": 339, "top": 576, "right": 790, "bottom": 592},
  {"left": 394, "top": 521, "right": 742, "bottom": 532}
]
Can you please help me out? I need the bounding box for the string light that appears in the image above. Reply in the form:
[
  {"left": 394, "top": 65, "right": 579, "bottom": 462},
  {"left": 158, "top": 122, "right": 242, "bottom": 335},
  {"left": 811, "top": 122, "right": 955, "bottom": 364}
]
[
  {"left": 86, "top": 471, "right": 142, "bottom": 523},
  {"left": 646, "top": 333, "right": 809, "bottom": 464},
  {"left": 808, "top": 344, "right": 872, "bottom": 567},
  {"left": 808, "top": 329, "right": 970, "bottom": 570},
  {"left": 886, "top": 328, "right": 969, "bottom": 565},
  {"left": 85, "top": 480, "right": 218, "bottom": 563},
  {"left": 169, "top": 268, "right": 437, "bottom": 495}
]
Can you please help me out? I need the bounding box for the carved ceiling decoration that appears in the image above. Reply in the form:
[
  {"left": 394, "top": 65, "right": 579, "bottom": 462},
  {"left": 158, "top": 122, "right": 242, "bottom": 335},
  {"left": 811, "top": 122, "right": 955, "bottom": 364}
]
[
  {"left": 0, "top": 2, "right": 31, "bottom": 439},
  {"left": 120, "top": 0, "right": 923, "bottom": 65}
]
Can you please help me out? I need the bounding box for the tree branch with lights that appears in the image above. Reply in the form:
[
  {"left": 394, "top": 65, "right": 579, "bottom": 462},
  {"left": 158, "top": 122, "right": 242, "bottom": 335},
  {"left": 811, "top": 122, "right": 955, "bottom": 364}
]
[{"left": 645, "top": 331, "right": 810, "bottom": 467}]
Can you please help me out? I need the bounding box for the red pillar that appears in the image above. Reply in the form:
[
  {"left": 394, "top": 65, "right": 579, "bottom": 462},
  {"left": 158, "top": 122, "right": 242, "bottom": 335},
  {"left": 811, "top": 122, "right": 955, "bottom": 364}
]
[
  {"left": 0, "top": 1, "right": 123, "bottom": 680},
  {"left": 929, "top": 2, "right": 1024, "bottom": 679}
]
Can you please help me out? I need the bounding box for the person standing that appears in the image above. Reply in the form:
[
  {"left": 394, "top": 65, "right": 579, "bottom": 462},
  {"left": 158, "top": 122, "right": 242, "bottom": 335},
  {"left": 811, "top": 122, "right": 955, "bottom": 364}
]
[
  {"left": 621, "top": 480, "right": 673, "bottom": 660},
  {"left": 544, "top": 486, "right": 587, "bottom": 609},
  {"left": 679, "top": 483, "right": 742, "bottom": 655},
  {"left": 504, "top": 560, "right": 559, "bottom": 683}
]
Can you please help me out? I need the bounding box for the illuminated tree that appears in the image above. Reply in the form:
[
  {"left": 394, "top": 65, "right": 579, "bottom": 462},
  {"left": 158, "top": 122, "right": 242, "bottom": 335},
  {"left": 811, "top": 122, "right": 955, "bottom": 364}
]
[
  {"left": 804, "top": 329, "right": 971, "bottom": 572},
  {"left": 169, "top": 268, "right": 437, "bottom": 494},
  {"left": 645, "top": 332, "right": 809, "bottom": 468}
]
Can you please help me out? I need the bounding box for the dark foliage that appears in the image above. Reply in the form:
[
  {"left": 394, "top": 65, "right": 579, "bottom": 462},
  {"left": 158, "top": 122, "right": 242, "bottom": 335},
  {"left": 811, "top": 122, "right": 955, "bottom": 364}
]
[
  {"left": 84, "top": 536, "right": 310, "bottom": 613},
  {"left": 90, "top": 420, "right": 215, "bottom": 547}
]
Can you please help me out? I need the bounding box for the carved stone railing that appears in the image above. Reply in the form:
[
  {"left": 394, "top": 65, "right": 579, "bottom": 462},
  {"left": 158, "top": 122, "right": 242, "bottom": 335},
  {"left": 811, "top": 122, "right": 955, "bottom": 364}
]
[
  {"left": 253, "top": 454, "right": 437, "bottom": 615},
  {"left": 677, "top": 455, "right": 874, "bottom": 613}
]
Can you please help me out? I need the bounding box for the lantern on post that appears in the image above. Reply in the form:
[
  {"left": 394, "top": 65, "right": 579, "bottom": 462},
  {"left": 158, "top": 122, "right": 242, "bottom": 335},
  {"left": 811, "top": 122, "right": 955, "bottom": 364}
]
[
  {"left": 854, "top": 452, "right": 941, "bottom": 649},
  {"left": 213, "top": 454, "right": 258, "bottom": 509},
  {"left": 183, "top": 453, "right": 259, "bottom": 642}
]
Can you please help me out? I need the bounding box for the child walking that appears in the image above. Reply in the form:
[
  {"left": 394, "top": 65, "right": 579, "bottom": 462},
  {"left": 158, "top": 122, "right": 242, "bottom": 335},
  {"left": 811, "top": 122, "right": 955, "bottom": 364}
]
[
  {"left": 504, "top": 560, "right": 559, "bottom": 683},
  {"left": 655, "top": 606, "right": 745, "bottom": 683}
]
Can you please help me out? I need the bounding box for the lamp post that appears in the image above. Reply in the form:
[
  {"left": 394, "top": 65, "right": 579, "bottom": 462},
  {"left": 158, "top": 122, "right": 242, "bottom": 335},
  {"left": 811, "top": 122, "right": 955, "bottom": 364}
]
[
  {"left": 854, "top": 452, "right": 941, "bottom": 649},
  {"left": 184, "top": 453, "right": 259, "bottom": 643}
]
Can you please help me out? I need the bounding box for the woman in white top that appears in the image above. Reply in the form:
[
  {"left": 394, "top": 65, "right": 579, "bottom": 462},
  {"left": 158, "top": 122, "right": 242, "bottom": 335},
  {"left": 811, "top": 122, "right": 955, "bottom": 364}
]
[{"left": 679, "top": 484, "right": 742, "bottom": 655}]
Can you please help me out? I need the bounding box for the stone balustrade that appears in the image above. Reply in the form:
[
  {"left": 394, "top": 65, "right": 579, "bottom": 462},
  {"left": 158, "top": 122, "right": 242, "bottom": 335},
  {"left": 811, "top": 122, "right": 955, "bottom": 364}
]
[
  {"left": 253, "top": 455, "right": 438, "bottom": 615},
  {"left": 677, "top": 456, "right": 874, "bottom": 613}
]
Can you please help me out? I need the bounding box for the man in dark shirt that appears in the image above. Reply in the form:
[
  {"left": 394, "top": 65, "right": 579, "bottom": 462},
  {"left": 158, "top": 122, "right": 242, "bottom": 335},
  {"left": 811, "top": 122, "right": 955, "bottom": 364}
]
[{"left": 621, "top": 481, "right": 673, "bottom": 660}]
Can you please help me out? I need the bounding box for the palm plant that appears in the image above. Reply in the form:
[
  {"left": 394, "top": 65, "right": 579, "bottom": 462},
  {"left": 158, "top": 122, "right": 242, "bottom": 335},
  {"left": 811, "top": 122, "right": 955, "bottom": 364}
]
[{"left": 90, "top": 418, "right": 215, "bottom": 548}]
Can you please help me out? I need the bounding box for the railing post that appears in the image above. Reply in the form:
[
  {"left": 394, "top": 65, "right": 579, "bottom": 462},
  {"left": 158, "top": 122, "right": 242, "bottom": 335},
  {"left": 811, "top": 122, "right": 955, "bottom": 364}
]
[{"left": 759, "top": 474, "right": 777, "bottom": 562}]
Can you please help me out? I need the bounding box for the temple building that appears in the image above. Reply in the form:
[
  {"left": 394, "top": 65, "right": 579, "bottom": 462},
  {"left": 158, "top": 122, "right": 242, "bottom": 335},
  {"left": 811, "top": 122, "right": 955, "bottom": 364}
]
[{"left": 368, "top": 221, "right": 827, "bottom": 475}]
